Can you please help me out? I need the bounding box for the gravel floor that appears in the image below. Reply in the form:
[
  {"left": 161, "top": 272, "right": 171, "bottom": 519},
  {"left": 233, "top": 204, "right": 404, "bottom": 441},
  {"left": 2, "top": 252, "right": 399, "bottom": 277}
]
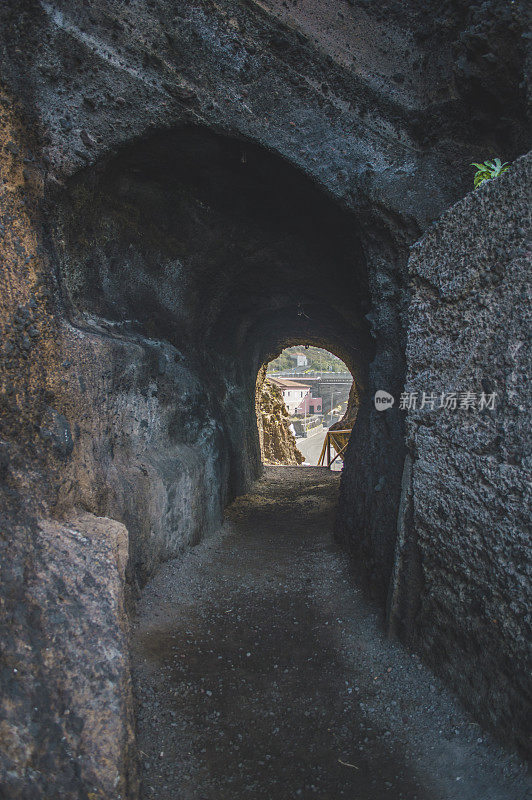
[{"left": 131, "top": 467, "right": 530, "bottom": 800}]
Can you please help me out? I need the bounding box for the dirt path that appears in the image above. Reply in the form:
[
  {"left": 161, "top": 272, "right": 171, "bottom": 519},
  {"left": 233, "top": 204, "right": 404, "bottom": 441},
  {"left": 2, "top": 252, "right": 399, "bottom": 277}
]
[{"left": 131, "top": 467, "right": 530, "bottom": 800}]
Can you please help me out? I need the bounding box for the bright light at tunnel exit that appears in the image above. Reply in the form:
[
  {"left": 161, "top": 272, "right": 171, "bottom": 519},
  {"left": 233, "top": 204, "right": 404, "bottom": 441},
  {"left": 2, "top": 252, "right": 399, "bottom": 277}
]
[{"left": 257, "top": 346, "right": 355, "bottom": 468}]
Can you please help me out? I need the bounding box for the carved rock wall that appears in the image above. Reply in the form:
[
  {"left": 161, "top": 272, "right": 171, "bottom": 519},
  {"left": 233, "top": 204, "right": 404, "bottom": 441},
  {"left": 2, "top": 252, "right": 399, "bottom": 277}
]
[{"left": 390, "top": 155, "right": 531, "bottom": 754}]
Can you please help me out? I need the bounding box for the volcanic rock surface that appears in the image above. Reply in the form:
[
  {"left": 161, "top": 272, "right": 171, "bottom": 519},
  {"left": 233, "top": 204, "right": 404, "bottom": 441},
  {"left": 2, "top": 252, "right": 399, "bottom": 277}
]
[
  {"left": 0, "top": 0, "right": 530, "bottom": 796},
  {"left": 256, "top": 372, "right": 304, "bottom": 466}
]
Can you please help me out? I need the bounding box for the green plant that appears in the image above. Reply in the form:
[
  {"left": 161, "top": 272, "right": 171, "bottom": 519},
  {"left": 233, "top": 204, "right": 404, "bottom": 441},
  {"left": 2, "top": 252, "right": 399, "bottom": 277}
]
[{"left": 471, "top": 158, "right": 510, "bottom": 189}]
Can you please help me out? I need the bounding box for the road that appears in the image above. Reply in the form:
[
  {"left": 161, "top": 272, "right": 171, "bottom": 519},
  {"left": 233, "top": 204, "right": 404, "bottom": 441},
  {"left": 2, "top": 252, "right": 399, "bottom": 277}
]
[
  {"left": 296, "top": 425, "right": 342, "bottom": 471},
  {"left": 296, "top": 425, "right": 325, "bottom": 466},
  {"left": 131, "top": 468, "right": 530, "bottom": 800}
]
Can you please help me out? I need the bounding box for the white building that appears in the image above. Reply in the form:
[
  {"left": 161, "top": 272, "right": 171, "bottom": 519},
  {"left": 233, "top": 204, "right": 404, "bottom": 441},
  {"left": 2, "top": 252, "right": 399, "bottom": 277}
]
[
  {"left": 268, "top": 378, "right": 310, "bottom": 415},
  {"left": 289, "top": 351, "right": 308, "bottom": 367}
]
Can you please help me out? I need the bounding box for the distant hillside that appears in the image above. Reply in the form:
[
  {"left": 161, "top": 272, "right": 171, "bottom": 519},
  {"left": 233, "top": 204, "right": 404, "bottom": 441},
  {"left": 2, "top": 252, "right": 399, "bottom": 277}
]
[{"left": 267, "top": 346, "right": 348, "bottom": 374}]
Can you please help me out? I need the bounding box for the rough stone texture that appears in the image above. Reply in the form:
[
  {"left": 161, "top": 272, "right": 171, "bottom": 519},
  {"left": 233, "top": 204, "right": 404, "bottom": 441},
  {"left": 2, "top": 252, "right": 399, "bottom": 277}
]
[
  {"left": 0, "top": 0, "right": 530, "bottom": 794},
  {"left": 394, "top": 155, "right": 531, "bottom": 755},
  {"left": 0, "top": 0, "right": 528, "bottom": 596},
  {"left": 0, "top": 512, "right": 137, "bottom": 799},
  {"left": 331, "top": 380, "right": 360, "bottom": 431},
  {"left": 256, "top": 371, "right": 304, "bottom": 466}
]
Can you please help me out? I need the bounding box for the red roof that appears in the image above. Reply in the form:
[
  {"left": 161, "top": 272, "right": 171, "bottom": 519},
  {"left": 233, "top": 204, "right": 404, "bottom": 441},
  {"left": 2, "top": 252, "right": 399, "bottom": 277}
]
[{"left": 268, "top": 378, "right": 310, "bottom": 390}]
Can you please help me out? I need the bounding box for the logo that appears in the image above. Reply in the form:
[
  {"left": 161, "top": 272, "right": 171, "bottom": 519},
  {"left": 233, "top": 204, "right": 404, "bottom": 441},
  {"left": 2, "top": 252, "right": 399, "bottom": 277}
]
[{"left": 374, "top": 390, "right": 395, "bottom": 411}]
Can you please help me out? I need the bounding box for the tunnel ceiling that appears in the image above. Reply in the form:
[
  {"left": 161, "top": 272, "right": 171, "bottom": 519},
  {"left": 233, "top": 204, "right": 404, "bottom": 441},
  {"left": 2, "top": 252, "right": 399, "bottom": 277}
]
[
  {"left": 4, "top": 0, "right": 528, "bottom": 227},
  {"left": 53, "top": 126, "right": 375, "bottom": 385}
]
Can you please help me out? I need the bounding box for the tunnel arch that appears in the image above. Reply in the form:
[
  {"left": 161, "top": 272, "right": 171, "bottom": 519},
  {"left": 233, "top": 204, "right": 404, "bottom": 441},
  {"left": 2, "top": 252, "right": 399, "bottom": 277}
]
[
  {"left": 49, "top": 122, "right": 408, "bottom": 601},
  {"left": 259, "top": 340, "right": 360, "bottom": 422},
  {"left": 256, "top": 343, "right": 359, "bottom": 467}
]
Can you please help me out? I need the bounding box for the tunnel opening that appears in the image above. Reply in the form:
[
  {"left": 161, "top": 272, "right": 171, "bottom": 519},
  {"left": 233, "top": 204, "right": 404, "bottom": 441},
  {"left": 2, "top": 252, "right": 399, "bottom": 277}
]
[
  {"left": 49, "top": 122, "right": 408, "bottom": 605},
  {"left": 256, "top": 345, "right": 357, "bottom": 468}
]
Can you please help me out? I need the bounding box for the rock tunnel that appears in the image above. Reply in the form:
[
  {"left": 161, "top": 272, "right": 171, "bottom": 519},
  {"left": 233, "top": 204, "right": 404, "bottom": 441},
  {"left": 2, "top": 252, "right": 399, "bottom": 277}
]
[
  {"left": 49, "top": 125, "right": 405, "bottom": 600},
  {"left": 0, "top": 0, "right": 530, "bottom": 796}
]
